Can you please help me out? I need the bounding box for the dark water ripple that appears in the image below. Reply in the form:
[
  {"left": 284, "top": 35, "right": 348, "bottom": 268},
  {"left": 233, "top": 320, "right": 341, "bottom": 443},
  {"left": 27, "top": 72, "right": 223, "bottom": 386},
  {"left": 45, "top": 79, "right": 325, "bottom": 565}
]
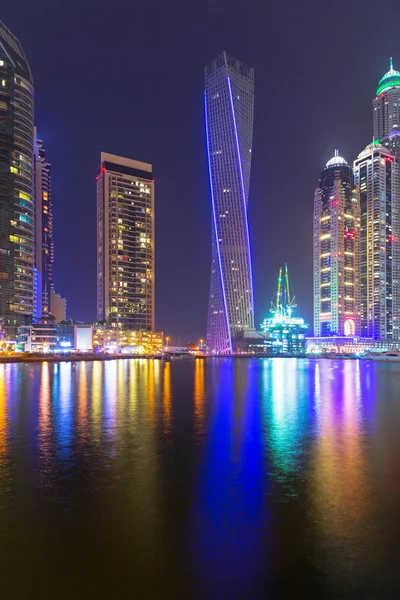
[{"left": 0, "top": 358, "right": 400, "bottom": 599}]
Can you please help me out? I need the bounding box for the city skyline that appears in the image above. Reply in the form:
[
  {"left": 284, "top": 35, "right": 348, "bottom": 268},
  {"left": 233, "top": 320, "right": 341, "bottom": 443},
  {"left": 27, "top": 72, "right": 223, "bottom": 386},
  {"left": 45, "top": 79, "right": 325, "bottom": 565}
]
[{"left": 1, "top": 3, "right": 400, "bottom": 341}]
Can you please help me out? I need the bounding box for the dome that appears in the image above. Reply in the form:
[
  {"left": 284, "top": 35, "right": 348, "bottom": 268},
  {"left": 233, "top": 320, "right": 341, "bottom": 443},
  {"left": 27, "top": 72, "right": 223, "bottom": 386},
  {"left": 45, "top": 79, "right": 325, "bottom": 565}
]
[
  {"left": 326, "top": 150, "right": 348, "bottom": 168},
  {"left": 376, "top": 58, "right": 400, "bottom": 96}
]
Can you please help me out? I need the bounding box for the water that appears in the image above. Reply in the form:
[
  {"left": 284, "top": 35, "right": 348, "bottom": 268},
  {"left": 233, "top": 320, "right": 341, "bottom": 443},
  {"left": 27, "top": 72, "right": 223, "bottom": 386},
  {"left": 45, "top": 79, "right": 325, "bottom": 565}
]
[{"left": 1, "top": 358, "right": 400, "bottom": 599}]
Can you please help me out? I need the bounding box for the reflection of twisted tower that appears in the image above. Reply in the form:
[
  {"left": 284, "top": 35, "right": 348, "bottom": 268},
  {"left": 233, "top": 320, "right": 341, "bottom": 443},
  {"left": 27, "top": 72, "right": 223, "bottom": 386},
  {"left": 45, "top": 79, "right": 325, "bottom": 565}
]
[{"left": 205, "top": 52, "right": 255, "bottom": 354}]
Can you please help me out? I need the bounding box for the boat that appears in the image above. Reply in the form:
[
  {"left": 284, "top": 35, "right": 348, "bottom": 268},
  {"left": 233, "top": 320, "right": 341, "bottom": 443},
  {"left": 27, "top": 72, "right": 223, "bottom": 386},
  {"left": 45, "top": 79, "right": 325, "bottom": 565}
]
[
  {"left": 370, "top": 350, "right": 400, "bottom": 362},
  {"left": 325, "top": 352, "right": 354, "bottom": 359}
]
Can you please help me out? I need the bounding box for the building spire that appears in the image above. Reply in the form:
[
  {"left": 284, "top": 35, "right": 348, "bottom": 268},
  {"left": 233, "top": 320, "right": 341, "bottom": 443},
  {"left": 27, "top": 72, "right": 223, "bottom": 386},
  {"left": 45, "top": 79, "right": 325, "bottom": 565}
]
[
  {"left": 390, "top": 56, "right": 393, "bottom": 70},
  {"left": 335, "top": 149, "right": 338, "bottom": 157}
]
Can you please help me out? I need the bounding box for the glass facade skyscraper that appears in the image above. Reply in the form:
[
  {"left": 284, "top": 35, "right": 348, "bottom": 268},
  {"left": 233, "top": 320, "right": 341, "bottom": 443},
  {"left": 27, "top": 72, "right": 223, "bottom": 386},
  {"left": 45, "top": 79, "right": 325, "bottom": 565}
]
[
  {"left": 97, "top": 153, "right": 154, "bottom": 331},
  {"left": 373, "top": 58, "right": 400, "bottom": 159},
  {"left": 313, "top": 152, "right": 361, "bottom": 337},
  {"left": 34, "top": 129, "right": 53, "bottom": 319},
  {"left": 205, "top": 51, "right": 255, "bottom": 354},
  {"left": 0, "top": 22, "right": 35, "bottom": 338},
  {"left": 354, "top": 143, "right": 400, "bottom": 340}
]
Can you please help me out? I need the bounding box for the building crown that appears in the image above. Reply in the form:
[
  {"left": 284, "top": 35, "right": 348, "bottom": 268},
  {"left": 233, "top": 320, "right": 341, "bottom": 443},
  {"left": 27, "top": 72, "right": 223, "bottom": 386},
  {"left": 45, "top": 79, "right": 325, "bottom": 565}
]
[
  {"left": 326, "top": 149, "right": 348, "bottom": 168},
  {"left": 376, "top": 57, "right": 400, "bottom": 96}
]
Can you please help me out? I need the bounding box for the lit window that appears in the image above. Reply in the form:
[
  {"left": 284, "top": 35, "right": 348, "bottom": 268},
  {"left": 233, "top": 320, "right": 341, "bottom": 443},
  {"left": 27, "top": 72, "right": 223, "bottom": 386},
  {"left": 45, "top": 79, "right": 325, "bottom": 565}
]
[{"left": 1, "top": 79, "right": 6, "bottom": 87}]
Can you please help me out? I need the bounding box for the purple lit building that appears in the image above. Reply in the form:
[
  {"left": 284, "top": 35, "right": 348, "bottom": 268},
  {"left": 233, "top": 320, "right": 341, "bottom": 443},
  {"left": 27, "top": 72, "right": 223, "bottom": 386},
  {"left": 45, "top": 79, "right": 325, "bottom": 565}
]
[{"left": 205, "top": 52, "right": 256, "bottom": 354}]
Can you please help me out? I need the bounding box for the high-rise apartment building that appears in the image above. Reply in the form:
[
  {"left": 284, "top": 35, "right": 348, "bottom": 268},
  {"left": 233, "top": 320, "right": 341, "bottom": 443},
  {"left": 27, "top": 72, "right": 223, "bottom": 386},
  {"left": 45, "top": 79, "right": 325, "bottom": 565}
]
[
  {"left": 373, "top": 58, "right": 400, "bottom": 159},
  {"left": 313, "top": 152, "right": 361, "bottom": 337},
  {"left": 34, "top": 129, "right": 54, "bottom": 319},
  {"left": 354, "top": 143, "right": 400, "bottom": 340},
  {"left": 97, "top": 153, "right": 154, "bottom": 331},
  {"left": 0, "top": 22, "right": 35, "bottom": 338},
  {"left": 205, "top": 51, "right": 255, "bottom": 354}
]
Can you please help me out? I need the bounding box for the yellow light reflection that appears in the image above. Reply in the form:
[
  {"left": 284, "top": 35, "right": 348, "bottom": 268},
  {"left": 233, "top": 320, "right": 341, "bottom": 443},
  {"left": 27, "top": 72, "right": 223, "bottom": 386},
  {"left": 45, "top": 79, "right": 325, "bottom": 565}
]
[
  {"left": 77, "top": 362, "right": 88, "bottom": 443},
  {"left": 194, "top": 359, "right": 205, "bottom": 427},
  {"left": 309, "top": 361, "right": 375, "bottom": 579},
  {"left": 92, "top": 361, "right": 103, "bottom": 442},
  {"left": 147, "top": 359, "right": 155, "bottom": 422},
  {"left": 0, "top": 364, "right": 7, "bottom": 467},
  {"left": 38, "top": 361, "right": 53, "bottom": 483},
  {"left": 163, "top": 361, "right": 172, "bottom": 432}
]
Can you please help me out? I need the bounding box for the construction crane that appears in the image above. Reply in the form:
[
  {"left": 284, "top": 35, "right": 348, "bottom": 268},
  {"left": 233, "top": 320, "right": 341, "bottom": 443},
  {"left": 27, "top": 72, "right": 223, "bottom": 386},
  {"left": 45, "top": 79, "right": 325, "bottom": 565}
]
[{"left": 270, "top": 264, "right": 297, "bottom": 320}]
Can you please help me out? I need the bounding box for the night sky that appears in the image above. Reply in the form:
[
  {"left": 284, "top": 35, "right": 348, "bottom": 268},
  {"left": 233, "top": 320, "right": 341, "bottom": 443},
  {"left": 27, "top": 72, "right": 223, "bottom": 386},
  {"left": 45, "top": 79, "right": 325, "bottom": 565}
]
[{"left": 2, "top": 0, "right": 399, "bottom": 343}]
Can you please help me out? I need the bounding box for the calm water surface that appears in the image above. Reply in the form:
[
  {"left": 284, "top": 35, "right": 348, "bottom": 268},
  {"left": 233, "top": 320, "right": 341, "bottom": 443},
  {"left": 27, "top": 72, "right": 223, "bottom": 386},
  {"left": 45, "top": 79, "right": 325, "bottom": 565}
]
[{"left": 1, "top": 358, "right": 400, "bottom": 599}]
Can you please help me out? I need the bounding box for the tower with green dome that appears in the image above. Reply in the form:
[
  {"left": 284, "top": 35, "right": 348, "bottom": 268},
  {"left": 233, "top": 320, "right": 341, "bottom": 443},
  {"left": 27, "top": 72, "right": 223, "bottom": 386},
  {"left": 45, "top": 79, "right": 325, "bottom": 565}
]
[{"left": 373, "top": 58, "right": 400, "bottom": 158}]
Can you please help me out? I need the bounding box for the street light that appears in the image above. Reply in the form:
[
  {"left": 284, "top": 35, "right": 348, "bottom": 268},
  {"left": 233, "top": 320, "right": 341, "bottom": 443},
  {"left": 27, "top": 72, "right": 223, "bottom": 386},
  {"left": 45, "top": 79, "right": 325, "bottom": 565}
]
[{"left": 166, "top": 336, "right": 170, "bottom": 350}]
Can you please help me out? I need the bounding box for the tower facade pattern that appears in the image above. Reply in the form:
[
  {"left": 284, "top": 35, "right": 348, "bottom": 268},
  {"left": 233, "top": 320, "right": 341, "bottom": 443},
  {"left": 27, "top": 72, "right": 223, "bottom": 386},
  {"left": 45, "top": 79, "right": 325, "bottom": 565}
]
[
  {"left": 97, "top": 153, "right": 154, "bottom": 331},
  {"left": 373, "top": 58, "right": 400, "bottom": 159},
  {"left": 0, "top": 22, "right": 35, "bottom": 338},
  {"left": 314, "top": 152, "right": 361, "bottom": 337},
  {"left": 354, "top": 144, "right": 400, "bottom": 341},
  {"left": 34, "top": 130, "right": 54, "bottom": 319},
  {"left": 205, "top": 52, "right": 255, "bottom": 354}
]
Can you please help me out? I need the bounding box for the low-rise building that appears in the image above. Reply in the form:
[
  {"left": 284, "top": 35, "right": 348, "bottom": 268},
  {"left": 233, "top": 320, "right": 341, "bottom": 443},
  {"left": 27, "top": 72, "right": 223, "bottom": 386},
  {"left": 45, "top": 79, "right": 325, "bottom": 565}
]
[
  {"left": 306, "top": 336, "right": 398, "bottom": 355},
  {"left": 16, "top": 323, "right": 92, "bottom": 352},
  {"left": 93, "top": 326, "right": 163, "bottom": 354}
]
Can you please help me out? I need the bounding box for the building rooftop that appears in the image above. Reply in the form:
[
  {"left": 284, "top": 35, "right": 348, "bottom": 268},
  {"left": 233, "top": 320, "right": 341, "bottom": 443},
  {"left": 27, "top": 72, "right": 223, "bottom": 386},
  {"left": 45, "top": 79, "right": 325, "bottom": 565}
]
[
  {"left": 326, "top": 150, "right": 348, "bottom": 168},
  {"left": 376, "top": 58, "right": 400, "bottom": 96},
  {"left": 0, "top": 20, "right": 33, "bottom": 83}
]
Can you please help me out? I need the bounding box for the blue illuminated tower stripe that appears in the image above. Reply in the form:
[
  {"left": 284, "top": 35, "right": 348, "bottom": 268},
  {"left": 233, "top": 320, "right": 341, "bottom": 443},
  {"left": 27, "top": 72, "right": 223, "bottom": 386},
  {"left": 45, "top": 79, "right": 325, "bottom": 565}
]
[
  {"left": 227, "top": 77, "right": 255, "bottom": 315},
  {"left": 204, "top": 90, "right": 232, "bottom": 352},
  {"left": 205, "top": 52, "right": 255, "bottom": 353}
]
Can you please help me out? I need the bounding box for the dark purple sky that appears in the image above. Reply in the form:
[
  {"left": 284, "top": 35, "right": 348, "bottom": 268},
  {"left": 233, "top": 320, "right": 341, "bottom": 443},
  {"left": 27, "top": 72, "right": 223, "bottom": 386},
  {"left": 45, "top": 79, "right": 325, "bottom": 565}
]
[{"left": 2, "top": 0, "right": 399, "bottom": 343}]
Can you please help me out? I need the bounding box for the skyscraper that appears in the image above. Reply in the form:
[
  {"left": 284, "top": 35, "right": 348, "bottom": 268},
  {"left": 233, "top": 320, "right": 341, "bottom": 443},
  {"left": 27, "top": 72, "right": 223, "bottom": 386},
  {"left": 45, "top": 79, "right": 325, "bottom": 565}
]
[
  {"left": 205, "top": 52, "right": 255, "bottom": 354},
  {"left": 0, "top": 22, "right": 35, "bottom": 338},
  {"left": 97, "top": 153, "right": 154, "bottom": 331},
  {"left": 34, "top": 129, "right": 54, "bottom": 319},
  {"left": 373, "top": 58, "right": 400, "bottom": 158},
  {"left": 313, "top": 152, "right": 361, "bottom": 337},
  {"left": 354, "top": 143, "right": 400, "bottom": 340}
]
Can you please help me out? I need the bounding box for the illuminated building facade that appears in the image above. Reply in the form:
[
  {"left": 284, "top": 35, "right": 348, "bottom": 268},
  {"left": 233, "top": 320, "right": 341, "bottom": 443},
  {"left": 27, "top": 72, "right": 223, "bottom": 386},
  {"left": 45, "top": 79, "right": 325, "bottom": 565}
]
[
  {"left": 93, "top": 325, "right": 163, "bottom": 354},
  {"left": 205, "top": 51, "right": 255, "bottom": 354},
  {"left": 354, "top": 143, "right": 400, "bottom": 340},
  {"left": 314, "top": 152, "right": 361, "bottom": 337},
  {"left": 261, "top": 264, "right": 309, "bottom": 355},
  {"left": 373, "top": 58, "right": 400, "bottom": 158},
  {"left": 0, "top": 22, "right": 35, "bottom": 338},
  {"left": 34, "top": 129, "right": 54, "bottom": 319},
  {"left": 97, "top": 153, "right": 154, "bottom": 331},
  {"left": 16, "top": 323, "right": 93, "bottom": 352}
]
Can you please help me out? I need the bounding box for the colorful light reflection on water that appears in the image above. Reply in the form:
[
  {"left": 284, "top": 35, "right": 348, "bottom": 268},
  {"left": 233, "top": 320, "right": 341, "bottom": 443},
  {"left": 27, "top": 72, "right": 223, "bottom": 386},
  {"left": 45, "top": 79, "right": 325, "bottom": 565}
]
[{"left": 0, "top": 358, "right": 400, "bottom": 598}]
